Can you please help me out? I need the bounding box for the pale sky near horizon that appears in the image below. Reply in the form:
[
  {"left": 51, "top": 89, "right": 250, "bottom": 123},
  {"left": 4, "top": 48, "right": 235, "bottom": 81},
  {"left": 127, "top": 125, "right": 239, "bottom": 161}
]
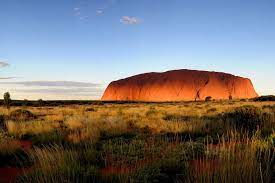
[{"left": 0, "top": 0, "right": 275, "bottom": 100}]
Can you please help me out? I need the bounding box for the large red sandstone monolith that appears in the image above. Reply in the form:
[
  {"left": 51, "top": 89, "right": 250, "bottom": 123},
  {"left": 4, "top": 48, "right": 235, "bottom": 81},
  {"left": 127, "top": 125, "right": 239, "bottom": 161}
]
[{"left": 101, "top": 69, "right": 258, "bottom": 101}]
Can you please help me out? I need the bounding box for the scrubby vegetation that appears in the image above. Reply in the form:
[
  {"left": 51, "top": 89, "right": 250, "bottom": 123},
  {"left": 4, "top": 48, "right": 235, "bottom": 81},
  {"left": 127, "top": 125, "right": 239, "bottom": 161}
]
[
  {"left": 0, "top": 100, "right": 275, "bottom": 182},
  {"left": 254, "top": 95, "right": 275, "bottom": 102},
  {"left": 3, "top": 92, "right": 11, "bottom": 109},
  {"left": 222, "top": 105, "right": 271, "bottom": 132},
  {"left": 9, "top": 109, "right": 37, "bottom": 122}
]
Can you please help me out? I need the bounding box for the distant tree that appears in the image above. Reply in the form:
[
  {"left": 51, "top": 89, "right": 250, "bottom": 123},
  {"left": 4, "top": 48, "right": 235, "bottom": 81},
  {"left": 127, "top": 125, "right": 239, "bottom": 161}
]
[
  {"left": 229, "top": 95, "right": 233, "bottom": 100},
  {"left": 38, "top": 99, "right": 44, "bottom": 106},
  {"left": 23, "top": 99, "right": 28, "bottom": 107},
  {"left": 4, "top": 92, "right": 11, "bottom": 109}
]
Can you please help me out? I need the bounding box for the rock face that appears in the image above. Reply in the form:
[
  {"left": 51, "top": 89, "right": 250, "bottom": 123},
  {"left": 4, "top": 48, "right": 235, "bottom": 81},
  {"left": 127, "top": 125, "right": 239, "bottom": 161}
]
[{"left": 101, "top": 69, "right": 258, "bottom": 101}]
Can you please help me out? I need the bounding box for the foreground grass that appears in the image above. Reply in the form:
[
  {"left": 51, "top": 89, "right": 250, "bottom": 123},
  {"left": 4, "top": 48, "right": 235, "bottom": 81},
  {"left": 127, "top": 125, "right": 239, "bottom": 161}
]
[{"left": 0, "top": 100, "right": 274, "bottom": 182}]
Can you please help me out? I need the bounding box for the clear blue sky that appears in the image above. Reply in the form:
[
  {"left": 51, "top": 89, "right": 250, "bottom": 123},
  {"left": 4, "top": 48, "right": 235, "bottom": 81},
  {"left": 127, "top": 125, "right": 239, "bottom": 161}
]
[{"left": 0, "top": 0, "right": 275, "bottom": 99}]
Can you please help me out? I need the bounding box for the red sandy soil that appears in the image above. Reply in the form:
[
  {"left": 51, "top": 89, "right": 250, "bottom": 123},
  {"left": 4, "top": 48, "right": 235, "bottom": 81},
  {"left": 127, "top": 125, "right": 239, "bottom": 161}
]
[
  {"left": 0, "top": 140, "right": 32, "bottom": 183},
  {"left": 0, "top": 167, "right": 31, "bottom": 183},
  {"left": 102, "top": 69, "right": 258, "bottom": 101},
  {"left": 13, "top": 140, "right": 32, "bottom": 152}
]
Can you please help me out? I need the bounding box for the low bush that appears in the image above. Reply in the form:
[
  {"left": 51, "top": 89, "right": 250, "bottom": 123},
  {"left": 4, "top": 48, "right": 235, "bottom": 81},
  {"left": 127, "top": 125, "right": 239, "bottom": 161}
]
[
  {"left": 205, "top": 96, "right": 212, "bottom": 102},
  {"left": 85, "top": 107, "right": 96, "bottom": 112},
  {"left": 254, "top": 95, "right": 275, "bottom": 101},
  {"left": 93, "top": 101, "right": 104, "bottom": 105},
  {"left": 223, "top": 105, "right": 272, "bottom": 131},
  {"left": 132, "top": 164, "right": 163, "bottom": 183},
  {"left": 9, "top": 109, "right": 36, "bottom": 121}
]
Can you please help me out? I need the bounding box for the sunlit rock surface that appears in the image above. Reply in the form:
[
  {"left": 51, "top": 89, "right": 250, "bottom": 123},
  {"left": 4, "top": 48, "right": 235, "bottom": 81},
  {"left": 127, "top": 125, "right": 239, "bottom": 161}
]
[{"left": 102, "top": 69, "right": 258, "bottom": 101}]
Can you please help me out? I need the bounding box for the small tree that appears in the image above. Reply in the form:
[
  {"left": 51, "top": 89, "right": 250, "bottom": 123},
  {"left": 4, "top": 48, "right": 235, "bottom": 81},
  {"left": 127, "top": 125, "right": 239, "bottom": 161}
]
[
  {"left": 38, "top": 99, "right": 44, "bottom": 107},
  {"left": 4, "top": 92, "right": 11, "bottom": 109},
  {"left": 23, "top": 99, "right": 28, "bottom": 107}
]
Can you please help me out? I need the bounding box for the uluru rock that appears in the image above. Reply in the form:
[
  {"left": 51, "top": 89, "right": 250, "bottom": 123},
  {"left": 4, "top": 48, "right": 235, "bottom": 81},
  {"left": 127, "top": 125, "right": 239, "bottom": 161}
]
[{"left": 101, "top": 69, "right": 258, "bottom": 101}]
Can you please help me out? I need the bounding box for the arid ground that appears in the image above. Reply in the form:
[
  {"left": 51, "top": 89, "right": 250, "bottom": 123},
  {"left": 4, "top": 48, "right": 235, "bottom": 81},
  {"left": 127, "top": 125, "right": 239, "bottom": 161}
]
[{"left": 1, "top": 99, "right": 275, "bottom": 183}]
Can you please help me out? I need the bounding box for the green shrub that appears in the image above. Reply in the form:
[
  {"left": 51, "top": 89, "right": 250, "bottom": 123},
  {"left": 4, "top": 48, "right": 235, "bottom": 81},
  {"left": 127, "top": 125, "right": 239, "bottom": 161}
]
[
  {"left": 159, "top": 145, "right": 189, "bottom": 175},
  {"left": 131, "top": 142, "right": 203, "bottom": 183},
  {"left": 0, "top": 114, "right": 5, "bottom": 129},
  {"left": 9, "top": 109, "right": 36, "bottom": 121},
  {"left": 132, "top": 163, "right": 163, "bottom": 183},
  {"left": 223, "top": 105, "right": 272, "bottom": 131}
]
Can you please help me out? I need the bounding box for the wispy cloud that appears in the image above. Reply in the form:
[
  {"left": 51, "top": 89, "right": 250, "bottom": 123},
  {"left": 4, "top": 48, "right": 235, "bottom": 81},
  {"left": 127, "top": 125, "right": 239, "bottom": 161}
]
[
  {"left": 75, "top": 12, "right": 81, "bottom": 16},
  {"left": 96, "top": 10, "right": 104, "bottom": 15},
  {"left": 0, "top": 81, "right": 100, "bottom": 87},
  {"left": 120, "top": 16, "right": 141, "bottom": 25},
  {"left": 79, "top": 16, "right": 89, "bottom": 20},
  {"left": 0, "top": 77, "right": 17, "bottom": 80},
  {"left": 0, "top": 60, "right": 10, "bottom": 68},
  {"left": 73, "top": 7, "right": 88, "bottom": 20},
  {"left": 95, "top": 0, "right": 117, "bottom": 16},
  {"left": 0, "top": 60, "right": 16, "bottom": 79},
  {"left": 0, "top": 81, "right": 105, "bottom": 100},
  {"left": 73, "top": 7, "right": 81, "bottom": 16},
  {"left": 15, "top": 88, "right": 102, "bottom": 96}
]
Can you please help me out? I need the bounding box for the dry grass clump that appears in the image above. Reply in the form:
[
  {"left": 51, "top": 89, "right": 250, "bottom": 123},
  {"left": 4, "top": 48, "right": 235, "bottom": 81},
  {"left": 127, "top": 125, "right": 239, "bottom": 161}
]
[
  {"left": 5, "top": 120, "right": 60, "bottom": 138},
  {"left": 187, "top": 133, "right": 275, "bottom": 183},
  {"left": 18, "top": 145, "right": 98, "bottom": 183},
  {"left": 65, "top": 115, "right": 88, "bottom": 130}
]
